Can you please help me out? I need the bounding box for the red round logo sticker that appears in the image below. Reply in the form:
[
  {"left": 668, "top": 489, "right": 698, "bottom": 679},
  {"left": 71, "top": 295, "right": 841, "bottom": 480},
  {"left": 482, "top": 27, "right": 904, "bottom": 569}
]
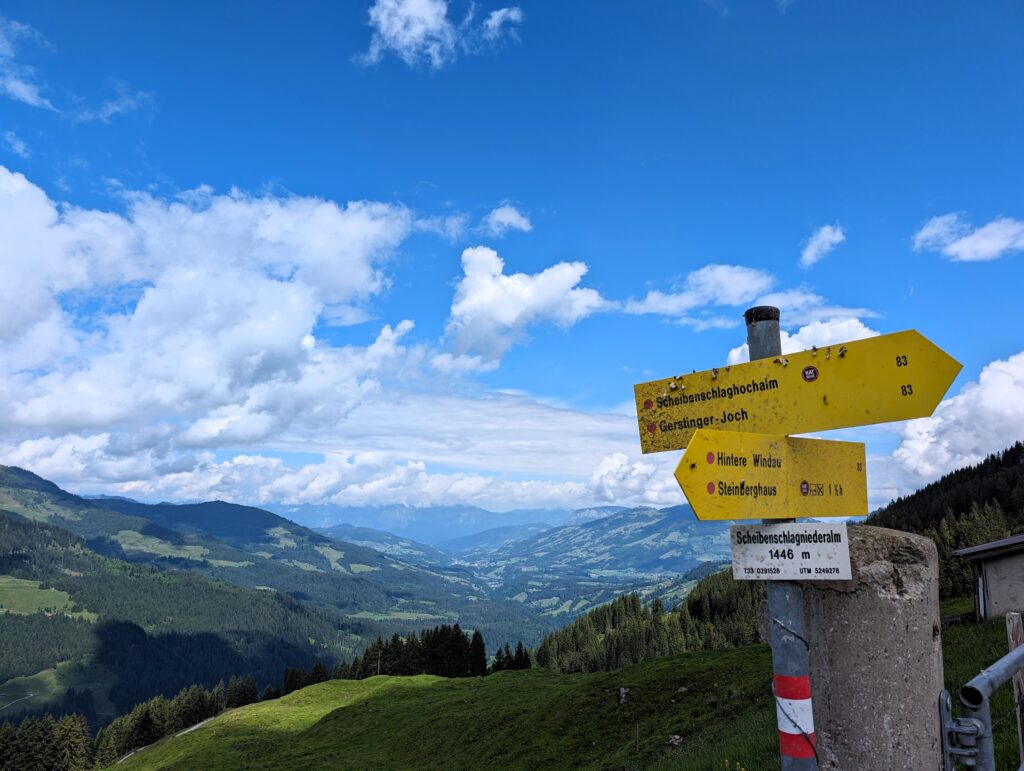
[
  {"left": 802, "top": 365, "right": 819, "bottom": 383},
  {"left": 800, "top": 480, "right": 809, "bottom": 496}
]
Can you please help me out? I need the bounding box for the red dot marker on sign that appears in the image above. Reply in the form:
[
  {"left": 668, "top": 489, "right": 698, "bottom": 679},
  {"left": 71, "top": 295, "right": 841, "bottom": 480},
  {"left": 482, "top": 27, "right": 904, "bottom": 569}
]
[
  {"left": 706, "top": 482, "right": 715, "bottom": 495},
  {"left": 706, "top": 452, "right": 715, "bottom": 464},
  {"left": 647, "top": 423, "right": 657, "bottom": 434},
  {"left": 643, "top": 399, "right": 653, "bottom": 410}
]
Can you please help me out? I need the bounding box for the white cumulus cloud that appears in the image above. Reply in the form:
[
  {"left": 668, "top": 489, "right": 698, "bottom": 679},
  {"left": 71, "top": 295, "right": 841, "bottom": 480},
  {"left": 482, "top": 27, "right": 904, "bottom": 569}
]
[
  {"left": 800, "top": 223, "right": 845, "bottom": 268},
  {"left": 445, "top": 245, "right": 613, "bottom": 361},
  {"left": 913, "top": 213, "right": 1024, "bottom": 262},
  {"left": 0, "top": 165, "right": 647, "bottom": 512},
  {"left": 360, "top": 0, "right": 523, "bottom": 69},
  {"left": 893, "top": 351, "right": 1024, "bottom": 483},
  {"left": 589, "top": 452, "right": 683, "bottom": 507},
  {"left": 480, "top": 204, "right": 531, "bottom": 236},
  {"left": 727, "top": 317, "right": 880, "bottom": 365},
  {"left": 0, "top": 165, "right": 418, "bottom": 444},
  {"left": 625, "top": 264, "right": 775, "bottom": 319}
]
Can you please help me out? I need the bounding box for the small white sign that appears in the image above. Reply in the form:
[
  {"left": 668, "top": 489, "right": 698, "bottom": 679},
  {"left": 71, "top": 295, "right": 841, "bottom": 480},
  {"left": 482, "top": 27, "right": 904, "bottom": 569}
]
[{"left": 731, "top": 522, "right": 851, "bottom": 581}]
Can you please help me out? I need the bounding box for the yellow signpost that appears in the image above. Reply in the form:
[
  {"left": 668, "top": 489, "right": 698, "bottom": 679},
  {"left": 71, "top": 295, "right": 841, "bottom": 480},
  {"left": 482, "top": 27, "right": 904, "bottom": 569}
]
[
  {"left": 674, "top": 429, "right": 867, "bottom": 521},
  {"left": 634, "top": 310, "right": 960, "bottom": 767},
  {"left": 634, "top": 329, "right": 961, "bottom": 454}
]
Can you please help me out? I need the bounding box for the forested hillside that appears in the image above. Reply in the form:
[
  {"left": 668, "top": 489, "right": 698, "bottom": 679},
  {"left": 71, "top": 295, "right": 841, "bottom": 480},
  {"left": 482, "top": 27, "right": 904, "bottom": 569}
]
[
  {"left": 313, "top": 524, "right": 451, "bottom": 566},
  {"left": 867, "top": 442, "right": 1024, "bottom": 596},
  {"left": 463, "top": 505, "right": 731, "bottom": 620},
  {"left": 535, "top": 570, "right": 764, "bottom": 674},
  {"left": 869, "top": 442, "right": 1024, "bottom": 533},
  {"left": 0, "top": 511, "right": 367, "bottom": 723},
  {"left": 0, "top": 466, "right": 550, "bottom": 649}
]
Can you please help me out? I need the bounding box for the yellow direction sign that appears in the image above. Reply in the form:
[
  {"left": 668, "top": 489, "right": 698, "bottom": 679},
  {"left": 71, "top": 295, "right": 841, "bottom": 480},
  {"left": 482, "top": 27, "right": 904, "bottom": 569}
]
[
  {"left": 634, "top": 329, "right": 960, "bottom": 454},
  {"left": 675, "top": 430, "right": 867, "bottom": 521}
]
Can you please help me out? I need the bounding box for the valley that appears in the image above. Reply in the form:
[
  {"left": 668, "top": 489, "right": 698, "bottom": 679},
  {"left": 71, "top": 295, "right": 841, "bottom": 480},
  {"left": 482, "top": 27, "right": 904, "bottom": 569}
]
[{"left": 0, "top": 465, "right": 729, "bottom": 730}]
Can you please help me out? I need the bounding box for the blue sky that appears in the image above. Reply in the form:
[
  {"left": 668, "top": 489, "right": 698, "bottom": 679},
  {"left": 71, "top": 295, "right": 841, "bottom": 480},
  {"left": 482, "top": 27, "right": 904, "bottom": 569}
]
[{"left": 1, "top": 0, "right": 1023, "bottom": 515}]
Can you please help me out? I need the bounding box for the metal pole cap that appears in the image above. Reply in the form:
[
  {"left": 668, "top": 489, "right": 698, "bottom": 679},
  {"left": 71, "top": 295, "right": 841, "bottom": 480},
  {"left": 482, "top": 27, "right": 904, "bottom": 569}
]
[{"left": 744, "top": 306, "right": 780, "bottom": 325}]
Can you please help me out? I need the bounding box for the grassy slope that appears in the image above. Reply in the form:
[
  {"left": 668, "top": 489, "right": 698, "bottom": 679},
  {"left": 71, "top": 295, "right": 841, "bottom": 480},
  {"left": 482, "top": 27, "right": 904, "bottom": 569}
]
[
  {"left": 116, "top": 646, "right": 777, "bottom": 770},
  {"left": 115, "top": 618, "right": 1023, "bottom": 771},
  {"left": 0, "top": 576, "right": 74, "bottom": 614}
]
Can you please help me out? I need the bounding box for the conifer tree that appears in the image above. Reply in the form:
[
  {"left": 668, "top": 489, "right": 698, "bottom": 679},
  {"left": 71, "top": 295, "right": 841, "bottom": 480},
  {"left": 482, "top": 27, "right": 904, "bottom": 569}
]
[
  {"left": 491, "top": 646, "right": 506, "bottom": 673},
  {"left": 309, "top": 661, "right": 328, "bottom": 684},
  {"left": 283, "top": 667, "right": 306, "bottom": 694},
  {"left": 54, "top": 713, "right": 92, "bottom": 771},
  {"left": 469, "top": 630, "right": 487, "bottom": 677},
  {"left": 513, "top": 641, "right": 530, "bottom": 670},
  {"left": 0, "top": 721, "right": 14, "bottom": 769},
  {"left": 225, "top": 677, "right": 253, "bottom": 706},
  {"left": 210, "top": 680, "right": 225, "bottom": 715},
  {"left": 226, "top": 676, "right": 243, "bottom": 708},
  {"left": 13, "top": 716, "right": 41, "bottom": 771}
]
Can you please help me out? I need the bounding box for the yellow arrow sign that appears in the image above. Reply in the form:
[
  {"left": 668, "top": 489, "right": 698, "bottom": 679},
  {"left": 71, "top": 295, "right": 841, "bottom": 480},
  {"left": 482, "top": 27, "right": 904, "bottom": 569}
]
[
  {"left": 675, "top": 430, "right": 867, "bottom": 521},
  {"left": 634, "top": 330, "right": 961, "bottom": 454}
]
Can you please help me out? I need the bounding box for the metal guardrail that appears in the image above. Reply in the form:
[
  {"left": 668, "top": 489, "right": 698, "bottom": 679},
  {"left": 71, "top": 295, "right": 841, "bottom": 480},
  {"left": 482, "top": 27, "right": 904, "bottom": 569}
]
[{"left": 941, "top": 641, "right": 1024, "bottom": 769}]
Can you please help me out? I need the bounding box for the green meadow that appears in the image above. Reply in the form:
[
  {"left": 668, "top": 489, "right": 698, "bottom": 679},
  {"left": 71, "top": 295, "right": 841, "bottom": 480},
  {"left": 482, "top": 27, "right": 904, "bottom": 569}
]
[
  {"left": 109, "top": 615, "right": 1024, "bottom": 770},
  {"left": 115, "top": 646, "right": 776, "bottom": 770},
  {"left": 0, "top": 576, "right": 75, "bottom": 615}
]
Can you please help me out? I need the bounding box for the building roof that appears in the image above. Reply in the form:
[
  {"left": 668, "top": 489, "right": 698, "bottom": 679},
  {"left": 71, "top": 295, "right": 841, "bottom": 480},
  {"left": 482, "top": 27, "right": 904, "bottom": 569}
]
[{"left": 953, "top": 533, "right": 1024, "bottom": 561}]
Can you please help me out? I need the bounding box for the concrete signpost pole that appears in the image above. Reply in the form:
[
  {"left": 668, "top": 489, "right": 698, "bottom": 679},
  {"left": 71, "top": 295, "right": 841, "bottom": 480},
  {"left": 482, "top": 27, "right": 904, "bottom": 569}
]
[{"left": 744, "top": 306, "right": 818, "bottom": 770}]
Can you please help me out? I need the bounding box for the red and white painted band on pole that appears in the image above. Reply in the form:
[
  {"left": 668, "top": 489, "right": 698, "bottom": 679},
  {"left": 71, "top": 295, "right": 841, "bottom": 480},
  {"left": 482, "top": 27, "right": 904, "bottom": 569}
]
[{"left": 775, "top": 674, "right": 816, "bottom": 760}]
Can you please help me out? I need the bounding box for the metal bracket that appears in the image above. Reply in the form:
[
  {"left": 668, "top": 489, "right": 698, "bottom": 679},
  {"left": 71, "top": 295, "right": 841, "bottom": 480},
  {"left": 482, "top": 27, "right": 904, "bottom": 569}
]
[{"left": 940, "top": 690, "right": 986, "bottom": 768}]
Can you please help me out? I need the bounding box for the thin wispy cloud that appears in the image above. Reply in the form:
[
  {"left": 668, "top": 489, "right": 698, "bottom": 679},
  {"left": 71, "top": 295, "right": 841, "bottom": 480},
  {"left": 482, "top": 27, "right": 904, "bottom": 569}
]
[
  {"left": 696, "top": 0, "right": 730, "bottom": 20},
  {"left": 482, "top": 7, "right": 523, "bottom": 42},
  {"left": 800, "top": 223, "right": 845, "bottom": 268},
  {"left": 914, "top": 213, "right": 1024, "bottom": 262},
  {"left": 359, "top": 0, "right": 523, "bottom": 70},
  {"left": 625, "top": 264, "right": 874, "bottom": 334},
  {"left": 625, "top": 264, "right": 775, "bottom": 318},
  {"left": 415, "top": 212, "right": 468, "bottom": 241},
  {"left": 3, "top": 130, "right": 29, "bottom": 158},
  {"left": 74, "top": 84, "right": 155, "bottom": 123},
  {"left": 0, "top": 16, "right": 56, "bottom": 111}
]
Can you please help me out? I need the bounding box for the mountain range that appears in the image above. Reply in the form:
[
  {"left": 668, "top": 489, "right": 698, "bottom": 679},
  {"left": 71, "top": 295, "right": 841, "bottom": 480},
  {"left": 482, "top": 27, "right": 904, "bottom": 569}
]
[
  {"left": 266, "top": 502, "right": 582, "bottom": 543},
  {"left": 0, "top": 464, "right": 729, "bottom": 728}
]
